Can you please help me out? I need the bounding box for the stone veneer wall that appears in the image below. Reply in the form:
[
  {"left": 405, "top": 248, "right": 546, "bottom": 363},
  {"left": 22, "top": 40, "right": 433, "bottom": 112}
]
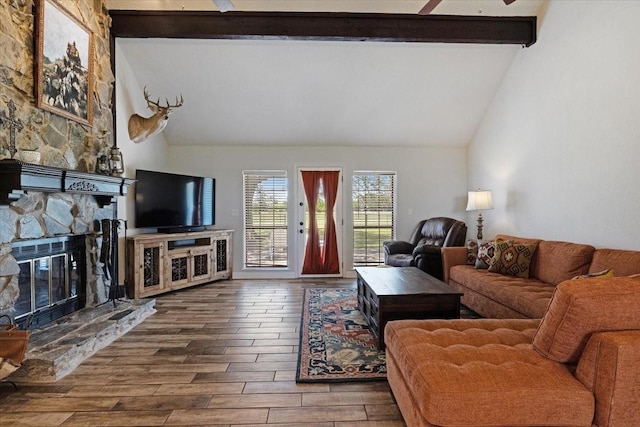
[
  {"left": 1, "top": 0, "right": 114, "bottom": 168},
  {"left": 0, "top": 0, "right": 117, "bottom": 318}
]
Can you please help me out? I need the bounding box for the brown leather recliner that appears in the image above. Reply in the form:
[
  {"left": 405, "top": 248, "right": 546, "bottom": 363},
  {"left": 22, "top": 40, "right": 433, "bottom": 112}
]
[{"left": 383, "top": 217, "right": 467, "bottom": 280}]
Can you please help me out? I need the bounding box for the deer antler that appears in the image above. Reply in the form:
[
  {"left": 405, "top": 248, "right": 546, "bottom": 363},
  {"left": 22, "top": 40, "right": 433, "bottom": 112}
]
[
  {"left": 143, "top": 86, "right": 162, "bottom": 110},
  {"left": 143, "top": 86, "right": 183, "bottom": 110},
  {"left": 165, "top": 95, "right": 184, "bottom": 109}
]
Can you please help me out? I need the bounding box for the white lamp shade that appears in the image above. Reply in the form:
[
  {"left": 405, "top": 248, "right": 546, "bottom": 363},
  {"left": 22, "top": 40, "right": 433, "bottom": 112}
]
[{"left": 466, "top": 190, "right": 494, "bottom": 211}]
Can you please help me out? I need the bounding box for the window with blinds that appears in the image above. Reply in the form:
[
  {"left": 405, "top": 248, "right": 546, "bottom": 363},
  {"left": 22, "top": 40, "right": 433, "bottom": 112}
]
[
  {"left": 243, "top": 171, "right": 288, "bottom": 268},
  {"left": 352, "top": 172, "right": 396, "bottom": 267}
]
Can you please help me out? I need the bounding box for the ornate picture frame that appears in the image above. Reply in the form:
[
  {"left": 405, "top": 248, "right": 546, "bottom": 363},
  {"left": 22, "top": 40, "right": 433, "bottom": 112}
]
[{"left": 35, "top": 0, "right": 94, "bottom": 125}]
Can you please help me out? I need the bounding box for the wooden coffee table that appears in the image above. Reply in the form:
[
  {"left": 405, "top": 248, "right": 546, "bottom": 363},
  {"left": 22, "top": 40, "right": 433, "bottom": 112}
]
[{"left": 355, "top": 266, "right": 463, "bottom": 350}]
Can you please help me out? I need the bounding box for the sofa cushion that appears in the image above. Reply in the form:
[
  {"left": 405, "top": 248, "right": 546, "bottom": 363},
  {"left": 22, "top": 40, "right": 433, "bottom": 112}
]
[
  {"left": 385, "top": 318, "right": 594, "bottom": 427},
  {"left": 589, "top": 248, "right": 640, "bottom": 276},
  {"left": 474, "top": 240, "right": 496, "bottom": 269},
  {"left": 487, "top": 240, "right": 537, "bottom": 278},
  {"left": 533, "top": 276, "right": 640, "bottom": 363},
  {"left": 465, "top": 239, "right": 478, "bottom": 265},
  {"left": 495, "top": 235, "right": 542, "bottom": 272},
  {"left": 531, "top": 241, "right": 595, "bottom": 285},
  {"left": 450, "top": 265, "right": 554, "bottom": 318}
]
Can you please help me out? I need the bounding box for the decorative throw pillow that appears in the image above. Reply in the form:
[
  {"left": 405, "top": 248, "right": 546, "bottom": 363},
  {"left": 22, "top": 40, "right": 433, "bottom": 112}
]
[
  {"left": 487, "top": 240, "right": 537, "bottom": 278},
  {"left": 466, "top": 239, "right": 478, "bottom": 265},
  {"left": 474, "top": 240, "right": 496, "bottom": 269},
  {"left": 572, "top": 269, "right": 614, "bottom": 280}
]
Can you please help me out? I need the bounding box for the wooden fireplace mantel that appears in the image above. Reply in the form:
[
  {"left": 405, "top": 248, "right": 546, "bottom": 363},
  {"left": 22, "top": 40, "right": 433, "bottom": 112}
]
[{"left": 0, "top": 159, "right": 135, "bottom": 207}]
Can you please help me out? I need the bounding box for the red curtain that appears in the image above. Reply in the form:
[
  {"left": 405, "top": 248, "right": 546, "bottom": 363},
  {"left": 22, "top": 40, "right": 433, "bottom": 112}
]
[
  {"left": 301, "top": 171, "right": 322, "bottom": 274},
  {"left": 301, "top": 170, "right": 340, "bottom": 275},
  {"left": 321, "top": 171, "right": 340, "bottom": 274}
]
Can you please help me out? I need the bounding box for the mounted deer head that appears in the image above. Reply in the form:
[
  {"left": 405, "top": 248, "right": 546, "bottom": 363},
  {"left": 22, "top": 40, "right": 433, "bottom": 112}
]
[{"left": 127, "top": 86, "right": 184, "bottom": 143}]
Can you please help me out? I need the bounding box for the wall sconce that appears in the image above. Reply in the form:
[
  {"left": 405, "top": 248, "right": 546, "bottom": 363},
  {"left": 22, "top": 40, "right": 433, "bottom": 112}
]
[{"left": 466, "top": 189, "right": 494, "bottom": 241}]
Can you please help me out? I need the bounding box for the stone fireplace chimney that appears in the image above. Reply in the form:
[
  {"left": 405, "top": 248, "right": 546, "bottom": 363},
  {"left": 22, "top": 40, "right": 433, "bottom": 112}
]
[{"left": 0, "top": 0, "right": 158, "bottom": 382}]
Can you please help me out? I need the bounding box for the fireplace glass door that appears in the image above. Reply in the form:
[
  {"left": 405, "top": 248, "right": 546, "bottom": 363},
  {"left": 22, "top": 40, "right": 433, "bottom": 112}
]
[
  {"left": 16, "top": 254, "right": 80, "bottom": 318},
  {"left": 12, "top": 236, "right": 85, "bottom": 328}
]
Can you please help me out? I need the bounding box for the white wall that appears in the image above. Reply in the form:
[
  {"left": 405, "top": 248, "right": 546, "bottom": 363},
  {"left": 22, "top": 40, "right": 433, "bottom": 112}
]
[
  {"left": 114, "top": 42, "right": 172, "bottom": 279},
  {"left": 468, "top": 0, "right": 640, "bottom": 250},
  {"left": 115, "top": 41, "right": 172, "bottom": 224},
  {"left": 168, "top": 145, "right": 467, "bottom": 277}
]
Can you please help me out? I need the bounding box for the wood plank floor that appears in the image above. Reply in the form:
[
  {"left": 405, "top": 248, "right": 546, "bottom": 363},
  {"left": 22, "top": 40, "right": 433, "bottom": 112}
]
[{"left": 0, "top": 279, "right": 406, "bottom": 426}]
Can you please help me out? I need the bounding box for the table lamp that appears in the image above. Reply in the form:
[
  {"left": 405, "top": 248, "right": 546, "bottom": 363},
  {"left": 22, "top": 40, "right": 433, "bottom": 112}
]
[{"left": 466, "top": 190, "right": 493, "bottom": 241}]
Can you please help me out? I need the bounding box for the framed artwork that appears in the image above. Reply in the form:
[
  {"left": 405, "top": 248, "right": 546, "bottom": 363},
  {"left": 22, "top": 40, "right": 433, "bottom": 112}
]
[{"left": 35, "top": 0, "right": 94, "bottom": 125}]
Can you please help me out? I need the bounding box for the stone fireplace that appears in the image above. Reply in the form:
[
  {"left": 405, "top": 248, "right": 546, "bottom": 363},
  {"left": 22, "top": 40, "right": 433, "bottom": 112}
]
[
  {"left": 0, "top": 170, "right": 118, "bottom": 322},
  {"left": 0, "top": 160, "right": 155, "bottom": 382}
]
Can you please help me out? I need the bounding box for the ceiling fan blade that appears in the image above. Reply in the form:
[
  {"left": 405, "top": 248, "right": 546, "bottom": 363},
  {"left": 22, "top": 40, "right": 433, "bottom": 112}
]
[
  {"left": 503, "top": 0, "right": 517, "bottom": 4},
  {"left": 419, "top": 0, "right": 444, "bottom": 15},
  {"left": 213, "top": 0, "right": 234, "bottom": 13}
]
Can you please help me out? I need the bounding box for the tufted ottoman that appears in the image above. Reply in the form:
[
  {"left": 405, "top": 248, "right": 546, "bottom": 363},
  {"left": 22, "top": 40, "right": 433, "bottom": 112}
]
[
  {"left": 385, "top": 318, "right": 595, "bottom": 426},
  {"left": 385, "top": 276, "right": 640, "bottom": 427}
]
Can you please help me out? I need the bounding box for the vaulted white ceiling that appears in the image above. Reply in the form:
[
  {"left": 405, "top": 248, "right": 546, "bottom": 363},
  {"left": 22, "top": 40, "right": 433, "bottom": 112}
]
[{"left": 109, "top": 0, "right": 544, "bottom": 147}]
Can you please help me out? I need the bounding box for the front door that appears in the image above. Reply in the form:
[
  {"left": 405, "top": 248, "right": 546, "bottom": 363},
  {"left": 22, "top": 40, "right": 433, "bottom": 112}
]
[{"left": 297, "top": 167, "right": 343, "bottom": 277}]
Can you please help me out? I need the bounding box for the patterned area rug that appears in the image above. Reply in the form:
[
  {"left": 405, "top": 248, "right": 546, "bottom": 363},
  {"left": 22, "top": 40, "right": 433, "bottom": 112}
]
[{"left": 296, "top": 287, "right": 387, "bottom": 383}]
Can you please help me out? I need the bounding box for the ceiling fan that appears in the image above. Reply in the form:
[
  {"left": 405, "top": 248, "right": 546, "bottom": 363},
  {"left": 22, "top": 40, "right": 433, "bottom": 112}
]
[{"left": 419, "top": 0, "right": 516, "bottom": 15}]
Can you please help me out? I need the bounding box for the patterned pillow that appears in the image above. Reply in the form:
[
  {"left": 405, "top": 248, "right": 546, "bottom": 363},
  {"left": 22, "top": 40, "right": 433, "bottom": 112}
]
[
  {"left": 487, "top": 240, "right": 537, "bottom": 278},
  {"left": 474, "top": 240, "right": 496, "bottom": 269},
  {"left": 572, "top": 269, "right": 614, "bottom": 280},
  {"left": 466, "top": 239, "right": 478, "bottom": 265}
]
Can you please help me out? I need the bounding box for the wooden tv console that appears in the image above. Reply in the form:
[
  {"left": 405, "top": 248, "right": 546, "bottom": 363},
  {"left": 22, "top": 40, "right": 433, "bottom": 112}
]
[{"left": 126, "top": 229, "right": 233, "bottom": 299}]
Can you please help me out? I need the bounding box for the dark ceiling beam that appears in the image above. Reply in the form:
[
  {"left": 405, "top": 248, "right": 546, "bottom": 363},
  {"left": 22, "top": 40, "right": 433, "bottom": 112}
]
[{"left": 109, "top": 11, "right": 537, "bottom": 47}]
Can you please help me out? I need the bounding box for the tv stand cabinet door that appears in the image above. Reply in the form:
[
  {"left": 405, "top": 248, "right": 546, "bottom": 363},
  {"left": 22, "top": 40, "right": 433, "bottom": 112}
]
[
  {"left": 213, "top": 234, "right": 232, "bottom": 279},
  {"left": 131, "top": 240, "right": 166, "bottom": 298},
  {"left": 167, "top": 251, "right": 190, "bottom": 288},
  {"left": 189, "top": 247, "right": 213, "bottom": 283}
]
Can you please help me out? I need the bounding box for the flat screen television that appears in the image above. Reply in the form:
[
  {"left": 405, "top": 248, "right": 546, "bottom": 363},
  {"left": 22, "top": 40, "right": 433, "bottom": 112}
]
[{"left": 135, "top": 169, "right": 215, "bottom": 233}]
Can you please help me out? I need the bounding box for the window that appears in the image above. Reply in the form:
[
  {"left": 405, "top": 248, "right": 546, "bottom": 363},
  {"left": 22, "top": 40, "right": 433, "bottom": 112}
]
[
  {"left": 352, "top": 172, "right": 396, "bottom": 267},
  {"left": 243, "top": 171, "right": 288, "bottom": 268}
]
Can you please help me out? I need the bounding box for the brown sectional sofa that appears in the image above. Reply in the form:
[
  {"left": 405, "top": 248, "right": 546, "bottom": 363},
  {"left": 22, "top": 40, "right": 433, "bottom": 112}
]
[
  {"left": 441, "top": 234, "right": 640, "bottom": 318},
  {"left": 385, "top": 236, "right": 640, "bottom": 426}
]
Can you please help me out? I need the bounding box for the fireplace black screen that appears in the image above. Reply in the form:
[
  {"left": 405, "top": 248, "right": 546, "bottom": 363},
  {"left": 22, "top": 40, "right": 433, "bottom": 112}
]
[{"left": 12, "top": 235, "right": 86, "bottom": 329}]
